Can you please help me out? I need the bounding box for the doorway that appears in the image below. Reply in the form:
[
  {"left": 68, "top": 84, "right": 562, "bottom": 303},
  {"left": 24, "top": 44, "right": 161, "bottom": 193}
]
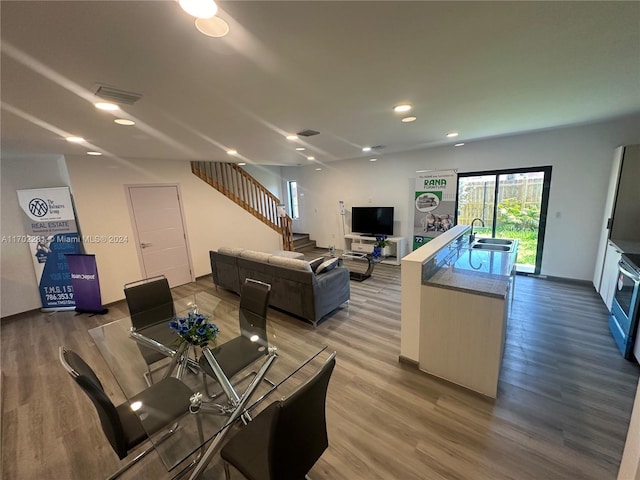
[
  {"left": 455, "top": 167, "right": 552, "bottom": 274},
  {"left": 126, "top": 185, "right": 193, "bottom": 287}
]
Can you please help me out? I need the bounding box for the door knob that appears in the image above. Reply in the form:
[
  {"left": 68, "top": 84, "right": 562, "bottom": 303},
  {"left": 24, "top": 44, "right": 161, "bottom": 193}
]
[{"left": 140, "top": 242, "right": 152, "bottom": 249}]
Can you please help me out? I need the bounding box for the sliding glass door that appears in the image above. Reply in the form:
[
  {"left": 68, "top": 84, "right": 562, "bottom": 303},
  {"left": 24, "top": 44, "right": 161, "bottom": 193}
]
[{"left": 456, "top": 166, "right": 552, "bottom": 274}]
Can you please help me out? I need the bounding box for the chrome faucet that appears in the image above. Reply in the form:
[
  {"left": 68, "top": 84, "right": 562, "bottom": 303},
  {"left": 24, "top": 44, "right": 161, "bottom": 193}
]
[{"left": 469, "top": 218, "right": 484, "bottom": 243}]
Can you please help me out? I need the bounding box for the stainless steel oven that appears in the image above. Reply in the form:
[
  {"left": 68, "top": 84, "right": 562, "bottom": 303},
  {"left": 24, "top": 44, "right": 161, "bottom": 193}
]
[{"left": 609, "top": 254, "right": 640, "bottom": 360}]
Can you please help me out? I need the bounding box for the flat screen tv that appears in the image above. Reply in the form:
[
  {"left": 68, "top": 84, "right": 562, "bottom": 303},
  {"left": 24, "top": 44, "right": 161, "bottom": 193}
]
[{"left": 351, "top": 207, "right": 394, "bottom": 236}]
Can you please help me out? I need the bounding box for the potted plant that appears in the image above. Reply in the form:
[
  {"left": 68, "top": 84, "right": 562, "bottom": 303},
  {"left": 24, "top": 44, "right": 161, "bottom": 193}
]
[{"left": 372, "top": 235, "right": 391, "bottom": 259}]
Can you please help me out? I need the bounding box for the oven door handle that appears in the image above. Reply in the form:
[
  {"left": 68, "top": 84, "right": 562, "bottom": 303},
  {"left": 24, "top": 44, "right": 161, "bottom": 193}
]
[{"left": 619, "top": 266, "right": 640, "bottom": 284}]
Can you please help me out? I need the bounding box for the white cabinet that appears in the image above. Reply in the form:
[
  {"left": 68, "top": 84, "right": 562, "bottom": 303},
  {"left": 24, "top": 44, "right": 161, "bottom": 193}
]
[
  {"left": 600, "top": 241, "right": 622, "bottom": 311},
  {"left": 593, "top": 147, "right": 624, "bottom": 290},
  {"left": 344, "top": 234, "right": 406, "bottom": 265}
]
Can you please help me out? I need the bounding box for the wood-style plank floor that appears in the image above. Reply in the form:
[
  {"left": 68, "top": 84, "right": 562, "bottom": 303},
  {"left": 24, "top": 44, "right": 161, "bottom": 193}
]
[{"left": 2, "top": 249, "right": 639, "bottom": 479}]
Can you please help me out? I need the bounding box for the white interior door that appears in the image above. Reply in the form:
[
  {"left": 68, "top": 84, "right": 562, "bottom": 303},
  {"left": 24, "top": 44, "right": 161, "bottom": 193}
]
[{"left": 127, "top": 185, "right": 193, "bottom": 287}]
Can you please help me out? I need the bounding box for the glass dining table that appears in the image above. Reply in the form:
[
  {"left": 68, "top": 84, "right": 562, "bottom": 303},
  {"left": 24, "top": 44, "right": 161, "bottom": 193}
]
[{"left": 88, "top": 290, "right": 327, "bottom": 479}]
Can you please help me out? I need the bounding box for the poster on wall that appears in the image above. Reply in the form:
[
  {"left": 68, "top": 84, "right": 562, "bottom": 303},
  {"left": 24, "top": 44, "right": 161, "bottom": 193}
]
[
  {"left": 16, "top": 187, "right": 82, "bottom": 311},
  {"left": 411, "top": 170, "right": 458, "bottom": 250}
]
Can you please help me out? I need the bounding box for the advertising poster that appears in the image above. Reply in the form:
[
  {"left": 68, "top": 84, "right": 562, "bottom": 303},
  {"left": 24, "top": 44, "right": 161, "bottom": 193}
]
[
  {"left": 66, "top": 254, "right": 107, "bottom": 314},
  {"left": 412, "top": 170, "right": 458, "bottom": 250},
  {"left": 16, "top": 187, "right": 82, "bottom": 311}
]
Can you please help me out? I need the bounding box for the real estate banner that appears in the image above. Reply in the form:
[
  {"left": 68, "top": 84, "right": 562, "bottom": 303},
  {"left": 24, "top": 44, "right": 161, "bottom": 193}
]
[
  {"left": 411, "top": 170, "right": 458, "bottom": 250},
  {"left": 66, "top": 254, "right": 107, "bottom": 314},
  {"left": 16, "top": 187, "right": 82, "bottom": 311}
]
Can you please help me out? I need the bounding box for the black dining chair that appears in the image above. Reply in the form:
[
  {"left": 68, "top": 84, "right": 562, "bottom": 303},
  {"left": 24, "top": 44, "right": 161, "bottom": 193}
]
[
  {"left": 59, "top": 346, "right": 194, "bottom": 480},
  {"left": 124, "top": 275, "right": 176, "bottom": 385},
  {"left": 199, "top": 278, "right": 272, "bottom": 398},
  {"left": 220, "top": 352, "right": 336, "bottom": 480}
]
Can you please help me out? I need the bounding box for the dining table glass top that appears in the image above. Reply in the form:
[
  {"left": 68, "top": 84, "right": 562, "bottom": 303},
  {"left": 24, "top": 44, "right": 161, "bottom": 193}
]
[{"left": 88, "top": 290, "right": 327, "bottom": 472}]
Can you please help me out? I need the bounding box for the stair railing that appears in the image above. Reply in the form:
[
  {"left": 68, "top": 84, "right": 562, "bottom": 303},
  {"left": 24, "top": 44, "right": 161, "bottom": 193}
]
[{"left": 191, "top": 161, "right": 294, "bottom": 250}]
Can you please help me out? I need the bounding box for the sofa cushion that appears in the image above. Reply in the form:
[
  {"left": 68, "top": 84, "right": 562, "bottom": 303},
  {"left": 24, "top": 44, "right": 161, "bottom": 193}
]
[
  {"left": 309, "top": 257, "right": 325, "bottom": 272},
  {"left": 268, "top": 255, "right": 312, "bottom": 272},
  {"left": 315, "top": 257, "right": 340, "bottom": 274},
  {"left": 218, "top": 246, "right": 245, "bottom": 257},
  {"left": 239, "top": 250, "right": 273, "bottom": 263}
]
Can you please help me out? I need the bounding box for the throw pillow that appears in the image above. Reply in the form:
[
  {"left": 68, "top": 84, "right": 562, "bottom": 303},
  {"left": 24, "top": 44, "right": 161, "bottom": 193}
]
[
  {"left": 315, "top": 257, "right": 339, "bottom": 275},
  {"left": 309, "top": 257, "right": 325, "bottom": 272}
]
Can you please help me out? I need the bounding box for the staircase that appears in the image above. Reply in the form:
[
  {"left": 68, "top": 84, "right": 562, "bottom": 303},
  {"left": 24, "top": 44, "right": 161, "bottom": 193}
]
[
  {"left": 190, "top": 161, "right": 294, "bottom": 250},
  {"left": 293, "top": 233, "right": 317, "bottom": 251}
]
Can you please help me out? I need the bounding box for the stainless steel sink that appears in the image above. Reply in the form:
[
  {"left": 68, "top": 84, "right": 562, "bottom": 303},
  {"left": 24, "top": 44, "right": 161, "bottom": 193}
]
[
  {"left": 475, "top": 238, "right": 513, "bottom": 245},
  {"left": 471, "top": 243, "right": 512, "bottom": 252}
]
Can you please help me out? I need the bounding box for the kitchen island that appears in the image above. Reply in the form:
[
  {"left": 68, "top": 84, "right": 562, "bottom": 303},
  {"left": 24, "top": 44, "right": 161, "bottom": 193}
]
[{"left": 400, "top": 225, "right": 517, "bottom": 398}]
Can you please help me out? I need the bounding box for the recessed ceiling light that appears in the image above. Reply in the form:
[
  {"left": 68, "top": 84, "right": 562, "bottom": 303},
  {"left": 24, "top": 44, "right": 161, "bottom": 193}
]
[
  {"left": 179, "top": 0, "right": 217, "bottom": 18},
  {"left": 86, "top": 151, "right": 103, "bottom": 156},
  {"left": 447, "top": 132, "right": 459, "bottom": 138},
  {"left": 362, "top": 147, "right": 372, "bottom": 152},
  {"left": 295, "top": 147, "right": 306, "bottom": 151},
  {"left": 315, "top": 168, "right": 322, "bottom": 171},
  {"left": 401, "top": 116, "right": 417, "bottom": 123},
  {"left": 66, "top": 136, "right": 84, "bottom": 143},
  {"left": 195, "top": 16, "right": 229, "bottom": 37},
  {"left": 114, "top": 119, "right": 135, "bottom": 126},
  {"left": 238, "top": 162, "right": 247, "bottom": 166},
  {"left": 455, "top": 143, "right": 465, "bottom": 147},
  {"left": 307, "top": 156, "right": 315, "bottom": 160},
  {"left": 94, "top": 102, "right": 119, "bottom": 111},
  {"left": 369, "top": 158, "right": 377, "bottom": 162},
  {"left": 286, "top": 134, "right": 298, "bottom": 140},
  {"left": 227, "top": 149, "right": 238, "bottom": 155},
  {"left": 393, "top": 104, "right": 412, "bottom": 113}
]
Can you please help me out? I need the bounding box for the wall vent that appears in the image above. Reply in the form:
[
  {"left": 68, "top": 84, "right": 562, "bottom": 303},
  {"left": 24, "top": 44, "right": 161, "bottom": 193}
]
[
  {"left": 297, "top": 129, "right": 320, "bottom": 137},
  {"left": 94, "top": 84, "right": 142, "bottom": 105}
]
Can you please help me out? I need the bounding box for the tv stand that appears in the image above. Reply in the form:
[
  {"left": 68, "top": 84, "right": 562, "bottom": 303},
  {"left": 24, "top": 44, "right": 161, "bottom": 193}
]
[{"left": 344, "top": 235, "right": 406, "bottom": 266}]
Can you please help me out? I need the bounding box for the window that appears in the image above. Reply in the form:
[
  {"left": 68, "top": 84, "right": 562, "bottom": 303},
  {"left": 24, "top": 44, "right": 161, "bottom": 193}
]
[{"left": 288, "top": 181, "right": 300, "bottom": 219}]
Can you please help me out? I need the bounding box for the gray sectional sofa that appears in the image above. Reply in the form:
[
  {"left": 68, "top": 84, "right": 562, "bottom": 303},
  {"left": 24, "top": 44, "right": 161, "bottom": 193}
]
[{"left": 210, "top": 247, "right": 350, "bottom": 326}]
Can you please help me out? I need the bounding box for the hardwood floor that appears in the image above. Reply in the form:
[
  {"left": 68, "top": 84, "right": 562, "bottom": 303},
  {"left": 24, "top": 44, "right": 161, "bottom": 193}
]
[{"left": 2, "top": 250, "right": 639, "bottom": 480}]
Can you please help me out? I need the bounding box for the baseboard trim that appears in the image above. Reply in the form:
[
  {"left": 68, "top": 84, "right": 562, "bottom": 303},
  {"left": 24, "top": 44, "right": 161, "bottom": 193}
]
[{"left": 398, "top": 355, "right": 419, "bottom": 368}]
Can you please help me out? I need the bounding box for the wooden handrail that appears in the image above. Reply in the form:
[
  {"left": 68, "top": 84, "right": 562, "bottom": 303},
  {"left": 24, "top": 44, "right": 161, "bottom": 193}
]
[{"left": 191, "top": 161, "right": 295, "bottom": 251}]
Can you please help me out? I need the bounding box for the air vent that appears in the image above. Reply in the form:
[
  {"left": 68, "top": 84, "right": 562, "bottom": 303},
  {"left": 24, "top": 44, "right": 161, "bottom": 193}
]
[
  {"left": 94, "top": 84, "right": 142, "bottom": 105},
  {"left": 297, "top": 129, "right": 320, "bottom": 137},
  {"left": 371, "top": 144, "right": 386, "bottom": 150}
]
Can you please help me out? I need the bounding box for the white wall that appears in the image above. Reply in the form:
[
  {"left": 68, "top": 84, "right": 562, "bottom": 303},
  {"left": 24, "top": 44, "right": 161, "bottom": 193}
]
[
  {"left": 1, "top": 154, "right": 72, "bottom": 317},
  {"left": 63, "top": 156, "right": 282, "bottom": 306},
  {"left": 242, "top": 164, "right": 284, "bottom": 200},
  {"left": 282, "top": 114, "right": 640, "bottom": 281}
]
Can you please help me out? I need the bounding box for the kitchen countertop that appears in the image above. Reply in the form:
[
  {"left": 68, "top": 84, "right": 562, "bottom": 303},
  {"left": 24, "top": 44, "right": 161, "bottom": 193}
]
[
  {"left": 611, "top": 239, "right": 640, "bottom": 255},
  {"left": 423, "top": 238, "right": 517, "bottom": 299}
]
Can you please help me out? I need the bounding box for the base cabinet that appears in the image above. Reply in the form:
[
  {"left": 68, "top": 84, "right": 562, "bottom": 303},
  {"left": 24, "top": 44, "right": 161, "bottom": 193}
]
[{"left": 600, "top": 241, "right": 622, "bottom": 311}]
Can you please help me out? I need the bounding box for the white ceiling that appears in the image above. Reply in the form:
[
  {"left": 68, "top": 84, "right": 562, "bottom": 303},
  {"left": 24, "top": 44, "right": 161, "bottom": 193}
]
[{"left": 1, "top": 1, "right": 639, "bottom": 166}]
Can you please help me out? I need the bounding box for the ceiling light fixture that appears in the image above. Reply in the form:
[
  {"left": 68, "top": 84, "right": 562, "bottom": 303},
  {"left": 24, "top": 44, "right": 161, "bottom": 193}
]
[
  {"left": 195, "top": 16, "right": 229, "bottom": 37},
  {"left": 315, "top": 168, "right": 322, "bottom": 171},
  {"left": 238, "top": 162, "right": 247, "bottom": 166},
  {"left": 179, "top": 0, "right": 217, "bottom": 18},
  {"left": 393, "top": 103, "right": 412, "bottom": 113},
  {"left": 401, "top": 116, "right": 417, "bottom": 123},
  {"left": 227, "top": 149, "right": 237, "bottom": 155},
  {"left": 455, "top": 143, "right": 465, "bottom": 147},
  {"left": 286, "top": 134, "right": 298, "bottom": 140},
  {"left": 307, "top": 156, "right": 315, "bottom": 160},
  {"left": 447, "top": 132, "right": 459, "bottom": 138},
  {"left": 369, "top": 158, "right": 377, "bottom": 162},
  {"left": 87, "top": 151, "right": 103, "bottom": 156},
  {"left": 114, "top": 119, "right": 135, "bottom": 126},
  {"left": 94, "top": 102, "right": 119, "bottom": 111},
  {"left": 362, "top": 147, "right": 372, "bottom": 152},
  {"left": 66, "top": 136, "right": 84, "bottom": 143},
  {"left": 295, "top": 147, "right": 305, "bottom": 151}
]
